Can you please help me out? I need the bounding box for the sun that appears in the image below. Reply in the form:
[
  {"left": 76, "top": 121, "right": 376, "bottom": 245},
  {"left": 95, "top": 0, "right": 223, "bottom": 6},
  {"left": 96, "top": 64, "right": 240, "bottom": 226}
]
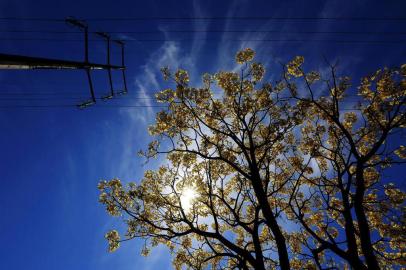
[{"left": 180, "top": 187, "right": 197, "bottom": 213}]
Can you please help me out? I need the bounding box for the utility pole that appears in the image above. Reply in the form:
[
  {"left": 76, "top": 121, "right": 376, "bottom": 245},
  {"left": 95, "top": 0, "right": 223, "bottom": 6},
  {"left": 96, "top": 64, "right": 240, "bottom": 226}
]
[{"left": 0, "top": 17, "right": 128, "bottom": 109}]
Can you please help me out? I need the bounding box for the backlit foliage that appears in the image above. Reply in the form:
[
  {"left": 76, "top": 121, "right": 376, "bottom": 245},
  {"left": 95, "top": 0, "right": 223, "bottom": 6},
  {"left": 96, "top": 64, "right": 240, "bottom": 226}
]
[{"left": 99, "top": 49, "right": 405, "bottom": 270}]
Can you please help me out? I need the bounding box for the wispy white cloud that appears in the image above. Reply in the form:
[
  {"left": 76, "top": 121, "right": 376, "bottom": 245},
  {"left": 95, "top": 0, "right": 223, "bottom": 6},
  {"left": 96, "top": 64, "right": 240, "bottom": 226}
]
[
  {"left": 113, "top": 41, "right": 185, "bottom": 184},
  {"left": 138, "top": 245, "right": 171, "bottom": 270}
]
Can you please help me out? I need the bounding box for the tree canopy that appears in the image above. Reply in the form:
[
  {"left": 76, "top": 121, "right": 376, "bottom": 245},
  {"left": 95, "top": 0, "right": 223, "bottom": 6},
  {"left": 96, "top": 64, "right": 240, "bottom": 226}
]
[{"left": 99, "top": 48, "right": 406, "bottom": 270}]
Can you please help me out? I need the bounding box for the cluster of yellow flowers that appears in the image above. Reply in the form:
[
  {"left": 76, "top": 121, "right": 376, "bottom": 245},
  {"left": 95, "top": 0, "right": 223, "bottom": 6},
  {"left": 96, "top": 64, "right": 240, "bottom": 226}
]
[
  {"left": 215, "top": 71, "right": 240, "bottom": 95},
  {"left": 105, "top": 230, "right": 120, "bottom": 252},
  {"left": 235, "top": 47, "right": 255, "bottom": 64},
  {"left": 174, "top": 69, "right": 189, "bottom": 85},
  {"left": 394, "top": 145, "right": 406, "bottom": 159},
  {"left": 343, "top": 111, "right": 357, "bottom": 130},
  {"left": 250, "top": 62, "right": 265, "bottom": 82},
  {"left": 384, "top": 183, "right": 406, "bottom": 205},
  {"left": 286, "top": 56, "right": 304, "bottom": 77},
  {"left": 305, "top": 71, "right": 321, "bottom": 84}
]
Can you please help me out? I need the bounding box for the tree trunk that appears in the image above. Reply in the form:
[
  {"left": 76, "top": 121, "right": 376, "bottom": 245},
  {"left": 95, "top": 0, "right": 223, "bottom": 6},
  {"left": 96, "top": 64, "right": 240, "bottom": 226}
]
[
  {"left": 341, "top": 188, "right": 367, "bottom": 269},
  {"left": 355, "top": 165, "right": 380, "bottom": 269},
  {"left": 251, "top": 170, "right": 290, "bottom": 270}
]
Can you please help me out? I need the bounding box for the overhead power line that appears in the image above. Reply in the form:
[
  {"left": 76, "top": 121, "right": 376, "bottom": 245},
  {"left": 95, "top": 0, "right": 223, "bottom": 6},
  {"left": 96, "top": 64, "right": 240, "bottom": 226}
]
[
  {"left": 0, "top": 104, "right": 166, "bottom": 109},
  {"left": 0, "top": 94, "right": 370, "bottom": 103},
  {"left": 1, "top": 38, "right": 405, "bottom": 44},
  {"left": 0, "top": 90, "right": 372, "bottom": 103},
  {"left": 1, "top": 16, "right": 406, "bottom": 22},
  {"left": 0, "top": 104, "right": 364, "bottom": 111},
  {"left": 0, "top": 96, "right": 153, "bottom": 100},
  {"left": 0, "top": 92, "right": 149, "bottom": 96},
  {"left": 1, "top": 29, "right": 406, "bottom": 35}
]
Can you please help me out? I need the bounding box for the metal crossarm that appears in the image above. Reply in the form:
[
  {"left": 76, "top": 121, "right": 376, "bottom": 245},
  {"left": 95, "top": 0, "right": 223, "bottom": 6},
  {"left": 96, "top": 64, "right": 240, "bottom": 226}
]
[
  {"left": 113, "top": 40, "right": 128, "bottom": 95},
  {"left": 0, "top": 53, "right": 124, "bottom": 70},
  {"left": 96, "top": 32, "right": 115, "bottom": 100}
]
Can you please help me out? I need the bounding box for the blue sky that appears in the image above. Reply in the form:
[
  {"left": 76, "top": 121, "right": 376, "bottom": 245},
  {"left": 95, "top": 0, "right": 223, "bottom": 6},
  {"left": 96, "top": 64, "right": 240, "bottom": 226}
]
[{"left": 0, "top": 0, "right": 405, "bottom": 269}]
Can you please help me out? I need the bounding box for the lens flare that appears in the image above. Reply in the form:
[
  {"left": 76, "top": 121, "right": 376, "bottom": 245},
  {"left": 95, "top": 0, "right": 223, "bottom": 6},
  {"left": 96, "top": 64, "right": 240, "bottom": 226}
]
[{"left": 180, "top": 187, "right": 197, "bottom": 212}]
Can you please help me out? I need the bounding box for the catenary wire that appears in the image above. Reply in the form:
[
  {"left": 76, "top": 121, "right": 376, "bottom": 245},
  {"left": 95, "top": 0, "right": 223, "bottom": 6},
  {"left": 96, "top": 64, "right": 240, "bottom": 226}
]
[
  {"left": 0, "top": 104, "right": 167, "bottom": 108},
  {"left": 0, "top": 104, "right": 365, "bottom": 110},
  {"left": 1, "top": 16, "right": 406, "bottom": 22},
  {"left": 1, "top": 38, "right": 405, "bottom": 44},
  {"left": 1, "top": 30, "right": 406, "bottom": 35}
]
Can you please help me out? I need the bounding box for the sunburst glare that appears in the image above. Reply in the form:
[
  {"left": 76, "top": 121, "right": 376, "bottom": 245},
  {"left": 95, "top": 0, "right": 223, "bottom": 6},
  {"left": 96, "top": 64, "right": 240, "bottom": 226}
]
[{"left": 180, "top": 187, "right": 197, "bottom": 213}]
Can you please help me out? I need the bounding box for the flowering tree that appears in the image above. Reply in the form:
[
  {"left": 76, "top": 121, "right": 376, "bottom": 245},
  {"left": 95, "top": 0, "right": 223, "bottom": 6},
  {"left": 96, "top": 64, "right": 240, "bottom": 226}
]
[
  {"left": 99, "top": 49, "right": 405, "bottom": 269},
  {"left": 282, "top": 57, "right": 406, "bottom": 269}
]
